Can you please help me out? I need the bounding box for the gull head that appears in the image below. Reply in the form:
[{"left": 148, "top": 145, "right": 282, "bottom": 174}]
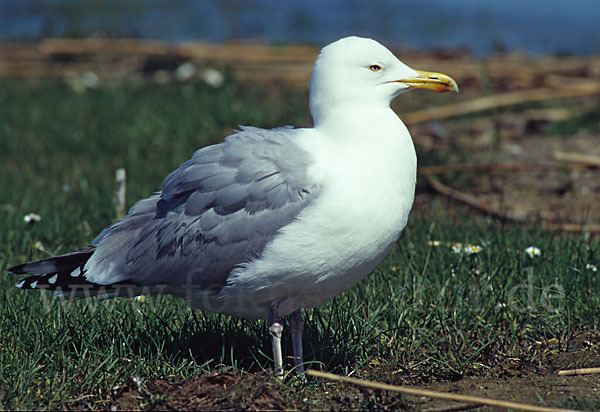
[{"left": 309, "top": 36, "right": 458, "bottom": 126}]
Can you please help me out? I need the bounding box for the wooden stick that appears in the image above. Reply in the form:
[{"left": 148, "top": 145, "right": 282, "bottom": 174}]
[
  {"left": 558, "top": 222, "right": 600, "bottom": 233},
  {"left": 423, "top": 174, "right": 525, "bottom": 222},
  {"left": 553, "top": 151, "right": 600, "bottom": 167},
  {"left": 36, "top": 38, "right": 318, "bottom": 64},
  {"left": 403, "top": 82, "right": 600, "bottom": 125},
  {"left": 307, "top": 370, "right": 580, "bottom": 412},
  {"left": 422, "top": 404, "right": 480, "bottom": 412},
  {"left": 423, "top": 174, "right": 600, "bottom": 234},
  {"left": 557, "top": 367, "right": 600, "bottom": 376}
]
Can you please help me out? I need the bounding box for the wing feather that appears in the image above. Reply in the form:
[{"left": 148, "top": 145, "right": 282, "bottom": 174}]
[{"left": 83, "top": 126, "right": 318, "bottom": 291}]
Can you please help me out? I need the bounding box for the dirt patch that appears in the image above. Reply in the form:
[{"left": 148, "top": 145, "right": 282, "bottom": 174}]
[
  {"left": 421, "top": 374, "right": 600, "bottom": 411},
  {"left": 109, "top": 369, "right": 410, "bottom": 411},
  {"left": 111, "top": 370, "right": 287, "bottom": 411},
  {"left": 110, "top": 369, "right": 600, "bottom": 411},
  {"left": 411, "top": 116, "right": 600, "bottom": 229},
  {"left": 110, "top": 336, "right": 600, "bottom": 411}
]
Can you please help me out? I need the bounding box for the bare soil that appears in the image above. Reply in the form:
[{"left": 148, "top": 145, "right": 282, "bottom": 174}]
[
  {"left": 411, "top": 114, "right": 600, "bottom": 229},
  {"left": 109, "top": 333, "right": 600, "bottom": 411},
  {"left": 109, "top": 370, "right": 600, "bottom": 411}
]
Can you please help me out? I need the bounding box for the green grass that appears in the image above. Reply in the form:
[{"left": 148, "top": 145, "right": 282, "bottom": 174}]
[{"left": 1, "top": 79, "right": 599, "bottom": 410}]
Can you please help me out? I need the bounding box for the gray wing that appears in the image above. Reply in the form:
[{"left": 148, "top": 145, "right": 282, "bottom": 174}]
[{"left": 84, "top": 126, "right": 318, "bottom": 290}]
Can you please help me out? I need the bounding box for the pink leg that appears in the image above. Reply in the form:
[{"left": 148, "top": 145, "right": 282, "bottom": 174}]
[{"left": 289, "top": 309, "right": 305, "bottom": 373}]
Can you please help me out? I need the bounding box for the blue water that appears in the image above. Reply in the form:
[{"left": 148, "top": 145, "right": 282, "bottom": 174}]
[{"left": 1, "top": 0, "right": 599, "bottom": 55}]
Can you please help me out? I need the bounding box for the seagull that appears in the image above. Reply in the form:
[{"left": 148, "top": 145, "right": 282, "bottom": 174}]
[{"left": 8, "top": 36, "right": 458, "bottom": 375}]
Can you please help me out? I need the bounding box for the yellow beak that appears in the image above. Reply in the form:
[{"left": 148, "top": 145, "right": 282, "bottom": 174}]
[{"left": 392, "top": 69, "right": 459, "bottom": 93}]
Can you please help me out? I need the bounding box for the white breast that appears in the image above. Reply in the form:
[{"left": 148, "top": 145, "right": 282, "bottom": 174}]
[{"left": 211, "top": 109, "right": 417, "bottom": 319}]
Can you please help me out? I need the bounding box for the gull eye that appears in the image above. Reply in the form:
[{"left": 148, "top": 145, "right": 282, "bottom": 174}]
[{"left": 369, "top": 64, "right": 382, "bottom": 72}]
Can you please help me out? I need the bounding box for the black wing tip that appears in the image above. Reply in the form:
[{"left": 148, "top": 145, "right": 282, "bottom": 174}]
[
  {"left": 14, "top": 270, "right": 140, "bottom": 294},
  {"left": 6, "top": 246, "right": 97, "bottom": 276},
  {"left": 15, "top": 272, "right": 60, "bottom": 290},
  {"left": 7, "top": 263, "right": 26, "bottom": 275},
  {"left": 15, "top": 275, "right": 45, "bottom": 289}
]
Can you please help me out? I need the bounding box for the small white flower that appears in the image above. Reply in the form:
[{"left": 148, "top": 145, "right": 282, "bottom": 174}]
[
  {"left": 175, "top": 62, "right": 197, "bottom": 81},
  {"left": 451, "top": 244, "right": 483, "bottom": 255},
  {"left": 586, "top": 264, "right": 598, "bottom": 272},
  {"left": 35, "top": 241, "right": 52, "bottom": 256},
  {"left": 464, "top": 245, "right": 483, "bottom": 255},
  {"left": 70, "top": 71, "right": 99, "bottom": 92},
  {"left": 135, "top": 295, "right": 147, "bottom": 302},
  {"left": 24, "top": 213, "right": 41, "bottom": 224},
  {"left": 81, "top": 71, "right": 99, "bottom": 88},
  {"left": 524, "top": 246, "right": 541, "bottom": 258},
  {"left": 202, "top": 68, "right": 225, "bottom": 88}
]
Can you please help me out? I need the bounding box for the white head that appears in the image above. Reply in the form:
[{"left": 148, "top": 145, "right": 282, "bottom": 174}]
[{"left": 309, "top": 36, "right": 458, "bottom": 127}]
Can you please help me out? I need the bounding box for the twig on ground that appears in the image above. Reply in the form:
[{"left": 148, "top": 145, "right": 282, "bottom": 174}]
[
  {"left": 423, "top": 174, "right": 600, "bottom": 234},
  {"left": 423, "top": 174, "right": 525, "bottom": 222},
  {"left": 402, "top": 82, "right": 600, "bottom": 125},
  {"left": 555, "top": 223, "right": 600, "bottom": 233},
  {"left": 553, "top": 151, "right": 600, "bottom": 168},
  {"left": 422, "top": 404, "right": 481, "bottom": 412},
  {"left": 307, "top": 370, "right": 580, "bottom": 412},
  {"left": 557, "top": 367, "right": 600, "bottom": 376}
]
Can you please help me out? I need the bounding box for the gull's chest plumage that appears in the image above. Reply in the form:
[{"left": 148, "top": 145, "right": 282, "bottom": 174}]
[
  {"left": 223, "top": 115, "right": 417, "bottom": 318},
  {"left": 307, "top": 121, "right": 417, "bottom": 278}
]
